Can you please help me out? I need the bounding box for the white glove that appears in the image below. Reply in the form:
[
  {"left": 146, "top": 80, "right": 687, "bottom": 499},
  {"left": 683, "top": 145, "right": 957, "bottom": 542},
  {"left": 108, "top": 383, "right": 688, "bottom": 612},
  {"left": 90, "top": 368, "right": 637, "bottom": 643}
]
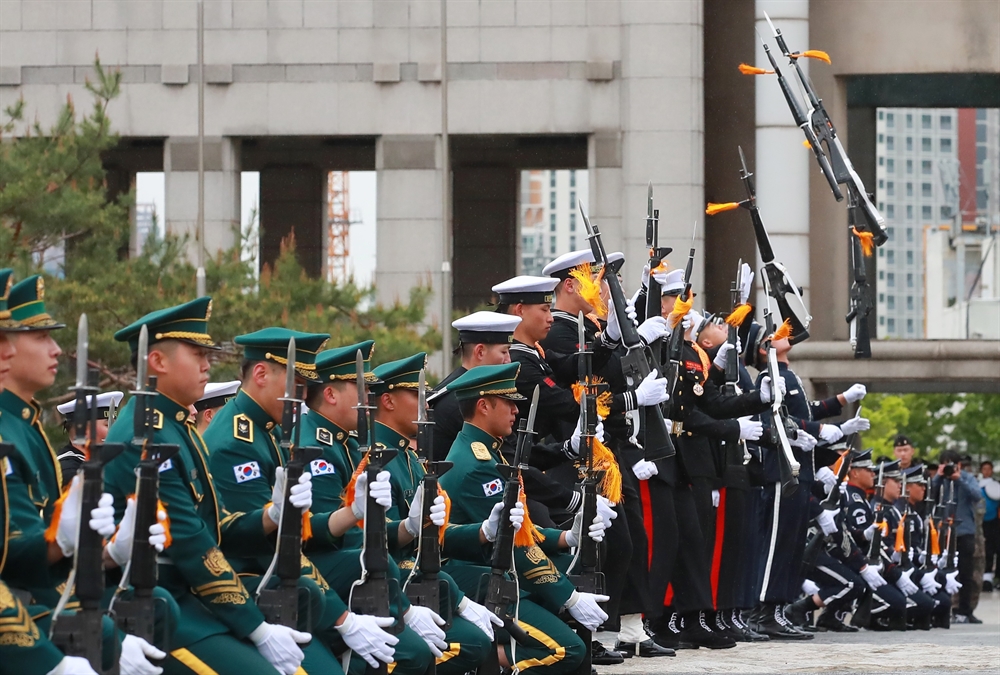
[
  {"left": 895, "top": 568, "right": 919, "bottom": 596},
  {"left": 945, "top": 570, "right": 962, "bottom": 594},
  {"left": 758, "top": 375, "right": 777, "bottom": 404},
  {"left": 739, "top": 264, "right": 754, "bottom": 304},
  {"left": 819, "top": 425, "right": 844, "bottom": 444},
  {"left": 631, "top": 459, "right": 658, "bottom": 481},
  {"left": 624, "top": 297, "right": 638, "bottom": 327},
  {"left": 842, "top": 384, "right": 867, "bottom": 403},
  {"left": 267, "top": 467, "right": 313, "bottom": 524},
  {"left": 119, "top": 634, "right": 166, "bottom": 675},
  {"left": 635, "top": 369, "right": 669, "bottom": 407},
  {"left": 863, "top": 522, "right": 878, "bottom": 541},
  {"left": 563, "top": 591, "right": 609, "bottom": 632},
  {"left": 403, "top": 605, "right": 448, "bottom": 658},
  {"left": 713, "top": 342, "right": 735, "bottom": 370},
  {"left": 458, "top": 596, "right": 503, "bottom": 641},
  {"left": 802, "top": 579, "right": 821, "bottom": 596},
  {"left": 107, "top": 497, "right": 138, "bottom": 567},
  {"left": 839, "top": 416, "right": 871, "bottom": 436},
  {"left": 605, "top": 296, "right": 622, "bottom": 342},
  {"left": 681, "top": 309, "right": 701, "bottom": 332},
  {"left": 737, "top": 416, "right": 763, "bottom": 441},
  {"left": 920, "top": 573, "right": 942, "bottom": 595},
  {"left": 405, "top": 486, "right": 447, "bottom": 537},
  {"left": 931, "top": 553, "right": 940, "bottom": 568},
  {"left": 56, "top": 477, "right": 116, "bottom": 558},
  {"left": 46, "top": 657, "right": 99, "bottom": 675},
  {"left": 839, "top": 481, "right": 849, "bottom": 497},
  {"left": 335, "top": 612, "right": 397, "bottom": 669},
  {"left": 651, "top": 264, "right": 671, "bottom": 290},
  {"left": 596, "top": 495, "right": 618, "bottom": 527},
  {"left": 816, "top": 467, "right": 837, "bottom": 495},
  {"left": 481, "top": 501, "right": 524, "bottom": 542},
  {"left": 351, "top": 470, "right": 392, "bottom": 519},
  {"left": 789, "top": 432, "right": 817, "bottom": 452},
  {"left": 637, "top": 316, "right": 670, "bottom": 345},
  {"left": 890, "top": 549, "right": 902, "bottom": 564},
  {"left": 711, "top": 490, "right": 720, "bottom": 508},
  {"left": 566, "top": 512, "right": 607, "bottom": 547},
  {"left": 570, "top": 419, "right": 605, "bottom": 457},
  {"left": 816, "top": 509, "right": 838, "bottom": 536},
  {"left": 248, "top": 622, "right": 310, "bottom": 675},
  {"left": 860, "top": 564, "right": 886, "bottom": 589}
]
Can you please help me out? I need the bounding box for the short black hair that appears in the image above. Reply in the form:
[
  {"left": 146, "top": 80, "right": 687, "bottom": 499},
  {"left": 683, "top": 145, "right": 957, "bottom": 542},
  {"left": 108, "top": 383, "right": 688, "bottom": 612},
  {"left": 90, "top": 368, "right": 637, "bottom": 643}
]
[
  {"left": 131, "top": 338, "right": 181, "bottom": 370},
  {"left": 940, "top": 449, "right": 961, "bottom": 465},
  {"left": 981, "top": 460, "right": 994, "bottom": 469},
  {"left": 459, "top": 397, "right": 480, "bottom": 421},
  {"left": 305, "top": 380, "right": 350, "bottom": 409}
]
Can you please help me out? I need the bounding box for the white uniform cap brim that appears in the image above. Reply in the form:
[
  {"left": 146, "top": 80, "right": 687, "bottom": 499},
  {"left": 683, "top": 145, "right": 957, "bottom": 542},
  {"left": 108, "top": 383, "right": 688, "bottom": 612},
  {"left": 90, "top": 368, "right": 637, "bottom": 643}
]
[
  {"left": 452, "top": 311, "right": 522, "bottom": 333},
  {"left": 660, "top": 269, "right": 686, "bottom": 295},
  {"left": 197, "top": 380, "right": 241, "bottom": 403},
  {"left": 57, "top": 391, "right": 125, "bottom": 416},
  {"left": 491, "top": 275, "right": 560, "bottom": 295},
  {"left": 541, "top": 250, "right": 596, "bottom": 277},
  {"left": 607, "top": 252, "right": 625, "bottom": 265}
]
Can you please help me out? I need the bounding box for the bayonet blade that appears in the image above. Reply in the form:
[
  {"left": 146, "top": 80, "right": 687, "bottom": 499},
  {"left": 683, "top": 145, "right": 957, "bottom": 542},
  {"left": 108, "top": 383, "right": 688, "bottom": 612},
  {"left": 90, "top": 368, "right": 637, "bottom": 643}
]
[
  {"left": 647, "top": 182, "right": 653, "bottom": 219},
  {"left": 417, "top": 369, "right": 427, "bottom": 423},
  {"left": 579, "top": 201, "right": 593, "bottom": 235},
  {"left": 135, "top": 325, "right": 148, "bottom": 390},
  {"left": 577, "top": 311, "right": 586, "bottom": 356},
  {"left": 75, "top": 314, "right": 88, "bottom": 390},
  {"left": 763, "top": 10, "right": 778, "bottom": 37},
  {"left": 284, "top": 337, "right": 297, "bottom": 400},
  {"left": 738, "top": 145, "right": 749, "bottom": 175},
  {"left": 355, "top": 350, "right": 366, "bottom": 404},
  {"left": 525, "top": 386, "right": 540, "bottom": 436}
]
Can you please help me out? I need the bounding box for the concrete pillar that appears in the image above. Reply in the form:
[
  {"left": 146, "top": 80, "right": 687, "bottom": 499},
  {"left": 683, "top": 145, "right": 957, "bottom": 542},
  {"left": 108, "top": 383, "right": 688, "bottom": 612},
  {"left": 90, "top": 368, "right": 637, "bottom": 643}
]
[
  {"left": 163, "top": 136, "right": 240, "bottom": 262},
  {"left": 755, "top": 0, "right": 811, "bottom": 311},
  {"left": 259, "top": 165, "right": 326, "bottom": 277}
]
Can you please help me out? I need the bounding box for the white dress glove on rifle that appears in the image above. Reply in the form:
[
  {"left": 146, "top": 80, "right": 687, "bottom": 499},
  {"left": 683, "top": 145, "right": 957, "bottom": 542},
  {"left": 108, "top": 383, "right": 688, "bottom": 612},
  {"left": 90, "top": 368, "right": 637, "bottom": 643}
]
[
  {"left": 789, "top": 432, "right": 817, "bottom": 452},
  {"left": 458, "top": 596, "right": 503, "bottom": 641},
  {"left": 739, "top": 264, "right": 754, "bottom": 304},
  {"left": 816, "top": 509, "right": 838, "bottom": 536},
  {"left": 335, "top": 613, "right": 397, "bottom": 669},
  {"left": 351, "top": 470, "right": 393, "bottom": 519},
  {"left": 570, "top": 419, "right": 605, "bottom": 457},
  {"left": 405, "top": 485, "right": 446, "bottom": 537},
  {"left": 267, "top": 466, "right": 313, "bottom": 524},
  {"left": 860, "top": 564, "right": 886, "bottom": 589},
  {"left": 631, "top": 460, "right": 658, "bottom": 481},
  {"left": 839, "top": 416, "right": 871, "bottom": 436},
  {"left": 681, "top": 309, "right": 701, "bottom": 333},
  {"left": 404, "top": 606, "right": 448, "bottom": 658},
  {"left": 637, "top": 316, "right": 670, "bottom": 345},
  {"left": 596, "top": 495, "right": 618, "bottom": 527},
  {"left": 563, "top": 591, "right": 609, "bottom": 632},
  {"left": 635, "top": 370, "right": 669, "bottom": 407},
  {"left": 895, "top": 568, "right": 919, "bottom": 596},
  {"left": 119, "top": 634, "right": 167, "bottom": 675},
  {"left": 107, "top": 497, "right": 164, "bottom": 568},
  {"left": 711, "top": 490, "right": 720, "bottom": 508},
  {"left": 945, "top": 570, "right": 962, "bottom": 594},
  {"left": 737, "top": 416, "right": 763, "bottom": 442},
  {"left": 758, "top": 375, "right": 785, "bottom": 404},
  {"left": 801, "top": 579, "right": 821, "bottom": 596},
  {"left": 47, "top": 657, "right": 99, "bottom": 675},
  {"left": 841, "top": 383, "right": 867, "bottom": 403},
  {"left": 713, "top": 342, "right": 735, "bottom": 370},
  {"left": 604, "top": 296, "right": 622, "bottom": 342},
  {"left": 248, "top": 622, "right": 311, "bottom": 675},
  {"left": 56, "top": 476, "right": 116, "bottom": 558},
  {"left": 862, "top": 522, "right": 878, "bottom": 541},
  {"left": 566, "top": 510, "right": 607, "bottom": 547},
  {"left": 815, "top": 467, "right": 837, "bottom": 495},
  {"left": 481, "top": 501, "right": 523, "bottom": 542},
  {"left": 819, "top": 425, "right": 844, "bottom": 444},
  {"left": 920, "top": 573, "right": 942, "bottom": 595}
]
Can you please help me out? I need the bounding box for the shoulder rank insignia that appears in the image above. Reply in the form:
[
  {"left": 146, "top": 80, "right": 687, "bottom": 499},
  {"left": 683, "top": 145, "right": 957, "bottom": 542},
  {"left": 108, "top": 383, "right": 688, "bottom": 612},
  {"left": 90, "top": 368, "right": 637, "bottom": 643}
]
[
  {"left": 316, "top": 427, "right": 333, "bottom": 446},
  {"left": 233, "top": 414, "right": 253, "bottom": 443},
  {"left": 151, "top": 409, "right": 164, "bottom": 430},
  {"left": 471, "top": 441, "right": 492, "bottom": 461}
]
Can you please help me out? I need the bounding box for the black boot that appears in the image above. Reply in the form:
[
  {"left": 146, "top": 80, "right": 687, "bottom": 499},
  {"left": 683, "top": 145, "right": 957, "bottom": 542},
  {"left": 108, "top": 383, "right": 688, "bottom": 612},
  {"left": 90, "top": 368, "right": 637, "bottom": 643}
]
[
  {"left": 677, "top": 612, "right": 737, "bottom": 649},
  {"left": 650, "top": 612, "right": 690, "bottom": 650},
  {"left": 713, "top": 610, "right": 743, "bottom": 642},
  {"left": 754, "top": 604, "right": 814, "bottom": 640},
  {"left": 730, "top": 609, "right": 770, "bottom": 642},
  {"left": 931, "top": 612, "right": 951, "bottom": 629},
  {"left": 592, "top": 641, "right": 625, "bottom": 664},
  {"left": 784, "top": 596, "right": 818, "bottom": 631},
  {"left": 888, "top": 613, "right": 908, "bottom": 631},
  {"left": 815, "top": 609, "right": 858, "bottom": 633}
]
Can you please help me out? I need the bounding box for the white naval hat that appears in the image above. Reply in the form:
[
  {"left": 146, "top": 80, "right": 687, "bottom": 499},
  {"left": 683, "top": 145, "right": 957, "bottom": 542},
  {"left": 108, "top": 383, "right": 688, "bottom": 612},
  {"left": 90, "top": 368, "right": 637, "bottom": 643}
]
[
  {"left": 491, "top": 276, "right": 559, "bottom": 305},
  {"left": 195, "top": 380, "right": 240, "bottom": 412},
  {"left": 452, "top": 311, "right": 521, "bottom": 345},
  {"left": 57, "top": 391, "right": 124, "bottom": 420},
  {"left": 659, "top": 269, "right": 686, "bottom": 296},
  {"left": 542, "top": 250, "right": 596, "bottom": 278}
]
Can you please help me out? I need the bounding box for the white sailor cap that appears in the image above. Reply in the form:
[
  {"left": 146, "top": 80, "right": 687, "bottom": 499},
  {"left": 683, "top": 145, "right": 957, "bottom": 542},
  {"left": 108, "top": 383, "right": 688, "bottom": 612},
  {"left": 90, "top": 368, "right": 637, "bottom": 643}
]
[
  {"left": 659, "top": 269, "right": 686, "bottom": 296},
  {"left": 491, "top": 276, "right": 559, "bottom": 305},
  {"left": 452, "top": 311, "right": 521, "bottom": 345},
  {"left": 542, "top": 250, "right": 597, "bottom": 278},
  {"left": 195, "top": 380, "right": 240, "bottom": 412},
  {"left": 57, "top": 391, "right": 124, "bottom": 420}
]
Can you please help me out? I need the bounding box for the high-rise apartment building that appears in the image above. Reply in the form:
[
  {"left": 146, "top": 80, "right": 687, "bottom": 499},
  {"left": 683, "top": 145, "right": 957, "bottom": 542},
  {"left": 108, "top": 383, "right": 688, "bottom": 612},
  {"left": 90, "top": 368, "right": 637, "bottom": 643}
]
[{"left": 520, "top": 170, "right": 589, "bottom": 276}]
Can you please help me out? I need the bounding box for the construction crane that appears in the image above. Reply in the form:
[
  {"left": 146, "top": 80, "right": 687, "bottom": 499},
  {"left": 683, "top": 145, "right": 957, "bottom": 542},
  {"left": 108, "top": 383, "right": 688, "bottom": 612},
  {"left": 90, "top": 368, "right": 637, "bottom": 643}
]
[{"left": 326, "top": 171, "right": 359, "bottom": 284}]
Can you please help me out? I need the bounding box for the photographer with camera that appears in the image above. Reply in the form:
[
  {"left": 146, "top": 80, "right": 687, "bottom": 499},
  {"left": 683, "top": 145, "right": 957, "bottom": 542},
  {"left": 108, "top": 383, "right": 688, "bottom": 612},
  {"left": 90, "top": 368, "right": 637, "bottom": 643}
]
[{"left": 932, "top": 450, "right": 983, "bottom": 623}]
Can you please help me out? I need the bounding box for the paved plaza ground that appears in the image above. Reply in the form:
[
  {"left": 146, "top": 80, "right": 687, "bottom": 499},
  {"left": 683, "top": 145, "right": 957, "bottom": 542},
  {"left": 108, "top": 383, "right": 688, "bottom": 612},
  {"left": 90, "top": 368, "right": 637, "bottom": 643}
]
[{"left": 596, "top": 593, "right": 1000, "bottom": 674}]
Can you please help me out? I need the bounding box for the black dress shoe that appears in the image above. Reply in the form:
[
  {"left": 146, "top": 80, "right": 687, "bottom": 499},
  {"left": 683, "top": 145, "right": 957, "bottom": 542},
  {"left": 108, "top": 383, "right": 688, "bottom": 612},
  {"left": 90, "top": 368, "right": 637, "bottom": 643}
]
[
  {"left": 730, "top": 609, "right": 770, "bottom": 642},
  {"left": 783, "top": 597, "right": 817, "bottom": 630},
  {"left": 815, "top": 611, "right": 858, "bottom": 633},
  {"left": 614, "top": 638, "right": 675, "bottom": 657},
  {"left": 677, "top": 613, "right": 737, "bottom": 649},
  {"left": 650, "top": 612, "right": 695, "bottom": 650},
  {"left": 713, "top": 611, "right": 744, "bottom": 642},
  {"left": 591, "top": 641, "right": 625, "bottom": 665},
  {"left": 755, "top": 605, "right": 814, "bottom": 640}
]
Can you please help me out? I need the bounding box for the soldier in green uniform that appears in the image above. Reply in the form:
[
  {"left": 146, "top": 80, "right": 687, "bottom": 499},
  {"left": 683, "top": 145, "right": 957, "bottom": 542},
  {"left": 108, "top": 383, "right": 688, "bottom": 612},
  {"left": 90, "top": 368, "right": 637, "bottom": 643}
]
[
  {"left": 439, "top": 363, "right": 611, "bottom": 674},
  {"left": 104, "top": 298, "right": 314, "bottom": 675},
  {"left": 204, "top": 327, "right": 413, "bottom": 674}
]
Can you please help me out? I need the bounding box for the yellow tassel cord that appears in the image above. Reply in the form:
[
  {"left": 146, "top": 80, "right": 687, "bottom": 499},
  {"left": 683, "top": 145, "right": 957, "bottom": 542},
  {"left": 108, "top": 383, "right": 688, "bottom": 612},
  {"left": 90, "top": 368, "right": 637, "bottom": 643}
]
[
  {"left": 794, "top": 50, "right": 832, "bottom": 64},
  {"left": 668, "top": 295, "right": 693, "bottom": 330},
  {"left": 437, "top": 487, "right": 452, "bottom": 547},
  {"left": 569, "top": 263, "right": 608, "bottom": 319},
  {"left": 569, "top": 381, "right": 622, "bottom": 503},
  {"left": 894, "top": 514, "right": 907, "bottom": 553},
  {"left": 771, "top": 318, "right": 793, "bottom": 342},
  {"left": 158, "top": 500, "right": 173, "bottom": 549},
  {"left": 929, "top": 519, "right": 941, "bottom": 556},
  {"left": 342, "top": 452, "right": 370, "bottom": 517},
  {"left": 803, "top": 140, "right": 813, "bottom": 149},
  {"left": 302, "top": 511, "right": 313, "bottom": 542},
  {"left": 513, "top": 477, "right": 545, "bottom": 548},
  {"left": 852, "top": 227, "right": 875, "bottom": 257},
  {"left": 738, "top": 63, "right": 774, "bottom": 75},
  {"left": 706, "top": 202, "right": 740, "bottom": 216},
  {"left": 570, "top": 380, "right": 612, "bottom": 419},
  {"left": 44, "top": 487, "right": 70, "bottom": 544},
  {"left": 877, "top": 521, "right": 889, "bottom": 538},
  {"left": 725, "top": 303, "right": 752, "bottom": 327}
]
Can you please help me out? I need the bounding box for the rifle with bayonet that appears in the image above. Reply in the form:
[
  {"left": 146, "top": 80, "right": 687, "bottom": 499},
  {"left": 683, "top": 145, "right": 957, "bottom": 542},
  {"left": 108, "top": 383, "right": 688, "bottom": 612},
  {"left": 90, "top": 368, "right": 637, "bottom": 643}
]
[
  {"left": 662, "top": 226, "right": 696, "bottom": 416},
  {"left": 761, "top": 277, "right": 800, "bottom": 498},
  {"left": 51, "top": 315, "right": 125, "bottom": 673},
  {"left": 566, "top": 314, "right": 606, "bottom": 675},
  {"left": 580, "top": 201, "right": 674, "bottom": 461},
  {"left": 852, "top": 461, "right": 887, "bottom": 628},
  {"left": 919, "top": 474, "right": 940, "bottom": 575},
  {"left": 404, "top": 369, "right": 453, "bottom": 640},
  {"left": 846, "top": 218, "right": 874, "bottom": 359},
  {"left": 801, "top": 448, "right": 852, "bottom": 577},
  {"left": 113, "top": 325, "right": 179, "bottom": 647},
  {"left": 723, "top": 262, "right": 743, "bottom": 394},
  {"left": 762, "top": 11, "right": 888, "bottom": 246},
  {"left": 940, "top": 476, "right": 960, "bottom": 573},
  {"left": 351, "top": 350, "right": 400, "bottom": 674},
  {"left": 897, "top": 471, "right": 913, "bottom": 573},
  {"left": 645, "top": 183, "right": 672, "bottom": 367},
  {"left": 257, "top": 338, "right": 323, "bottom": 629}
]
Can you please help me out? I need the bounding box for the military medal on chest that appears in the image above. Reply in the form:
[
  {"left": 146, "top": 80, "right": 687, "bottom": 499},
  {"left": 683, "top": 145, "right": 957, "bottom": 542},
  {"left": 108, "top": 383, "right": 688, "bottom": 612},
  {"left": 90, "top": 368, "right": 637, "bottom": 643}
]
[{"left": 693, "top": 382, "right": 704, "bottom": 396}]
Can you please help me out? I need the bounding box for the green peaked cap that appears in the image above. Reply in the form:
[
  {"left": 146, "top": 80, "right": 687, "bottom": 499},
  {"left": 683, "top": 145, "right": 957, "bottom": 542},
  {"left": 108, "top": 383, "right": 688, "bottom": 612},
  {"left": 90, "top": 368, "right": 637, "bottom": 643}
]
[
  {"left": 0, "top": 269, "right": 23, "bottom": 330},
  {"left": 8, "top": 275, "right": 64, "bottom": 330},
  {"left": 115, "top": 296, "right": 220, "bottom": 352},
  {"left": 235, "top": 327, "right": 330, "bottom": 382},
  {"left": 447, "top": 363, "right": 525, "bottom": 401},
  {"left": 313, "top": 340, "right": 378, "bottom": 383},
  {"left": 371, "top": 352, "right": 427, "bottom": 394}
]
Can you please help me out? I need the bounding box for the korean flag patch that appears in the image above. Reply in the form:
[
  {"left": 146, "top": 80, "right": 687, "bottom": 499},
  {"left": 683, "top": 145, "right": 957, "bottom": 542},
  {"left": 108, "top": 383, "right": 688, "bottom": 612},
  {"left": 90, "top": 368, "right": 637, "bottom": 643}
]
[
  {"left": 234, "top": 461, "right": 261, "bottom": 483},
  {"left": 158, "top": 459, "right": 173, "bottom": 473},
  {"left": 310, "top": 458, "right": 336, "bottom": 476},
  {"left": 482, "top": 479, "right": 504, "bottom": 497}
]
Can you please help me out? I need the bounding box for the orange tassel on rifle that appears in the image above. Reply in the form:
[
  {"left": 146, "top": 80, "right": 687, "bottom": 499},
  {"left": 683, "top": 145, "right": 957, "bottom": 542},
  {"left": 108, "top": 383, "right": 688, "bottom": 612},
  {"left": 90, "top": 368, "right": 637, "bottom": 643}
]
[
  {"left": 739, "top": 63, "right": 773, "bottom": 76},
  {"left": 706, "top": 202, "right": 740, "bottom": 216},
  {"left": 852, "top": 227, "right": 875, "bottom": 257},
  {"left": 44, "top": 486, "right": 70, "bottom": 544},
  {"left": 894, "top": 514, "right": 907, "bottom": 553},
  {"left": 794, "top": 50, "right": 831, "bottom": 64},
  {"left": 570, "top": 380, "right": 612, "bottom": 419},
  {"left": 437, "top": 487, "right": 452, "bottom": 547},
  {"left": 803, "top": 140, "right": 813, "bottom": 149},
  {"left": 592, "top": 438, "right": 623, "bottom": 504},
  {"left": 302, "top": 511, "right": 313, "bottom": 542},
  {"left": 668, "top": 295, "right": 692, "bottom": 329},
  {"left": 342, "top": 452, "right": 370, "bottom": 515},
  {"left": 569, "top": 263, "right": 608, "bottom": 319},
  {"left": 771, "top": 318, "right": 793, "bottom": 342},
  {"left": 929, "top": 519, "right": 941, "bottom": 556},
  {"left": 157, "top": 500, "right": 173, "bottom": 549},
  {"left": 513, "top": 476, "right": 545, "bottom": 548},
  {"left": 725, "top": 303, "right": 752, "bottom": 327}
]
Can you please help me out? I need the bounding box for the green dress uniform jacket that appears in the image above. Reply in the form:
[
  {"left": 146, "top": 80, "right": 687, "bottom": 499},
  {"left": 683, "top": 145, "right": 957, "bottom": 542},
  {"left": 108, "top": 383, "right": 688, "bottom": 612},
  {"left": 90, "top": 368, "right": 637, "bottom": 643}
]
[
  {"left": 298, "top": 410, "right": 363, "bottom": 550},
  {"left": 0, "top": 579, "right": 64, "bottom": 674},
  {"left": 104, "top": 394, "right": 270, "bottom": 647}
]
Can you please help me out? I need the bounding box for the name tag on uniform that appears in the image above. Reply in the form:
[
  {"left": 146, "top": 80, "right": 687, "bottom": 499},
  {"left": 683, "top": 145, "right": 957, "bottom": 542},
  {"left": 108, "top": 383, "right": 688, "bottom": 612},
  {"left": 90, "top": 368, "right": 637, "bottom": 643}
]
[
  {"left": 158, "top": 459, "right": 173, "bottom": 473},
  {"left": 310, "top": 459, "right": 336, "bottom": 476},
  {"left": 482, "top": 479, "right": 503, "bottom": 497},
  {"left": 234, "top": 461, "right": 261, "bottom": 483}
]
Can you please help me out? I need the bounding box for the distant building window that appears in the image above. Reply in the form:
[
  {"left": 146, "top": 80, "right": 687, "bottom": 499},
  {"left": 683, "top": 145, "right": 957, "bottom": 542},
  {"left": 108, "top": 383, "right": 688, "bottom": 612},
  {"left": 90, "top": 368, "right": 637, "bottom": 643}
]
[
  {"left": 906, "top": 137, "right": 913, "bottom": 151},
  {"left": 887, "top": 296, "right": 895, "bottom": 310},
  {"left": 550, "top": 236, "right": 556, "bottom": 255},
  {"left": 922, "top": 114, "right": 931, "bottom": 129},
  {"left": 879, "top": 179, "right": 885, "bottom": 188},
  {"left": 906, "top": 114, "right": 913, "bottom": 128},
  {"left": 907, "top": 272, "right": 913, "bottom": 287},
  {"left": 906, "top": 182, "right": 913, "bottom": 197},
  {"left": 888, "top": 250, "right": 895, "bottom": 265},
  {"left": 888, "top": 318, "right": 896, "bottom": 332},
  {"left": 879, "top": 157, "right": 885, "bottom": 166},
  {"left": 887, "top": 159, "right": 895, "bottom": 173},
  {"left": 887, "top": 136, "right": 894, "bottom": 150},
  {"left": 569, "top": 213, "right": 576, "bottom": 232},
  {"left": 570, "top": 170, "right": 576, "bottom": 188},
  {"left": 906, "top": 250, "right": 913, "bottom": 265},
  {"left": 879, "top": 248, "right": 885, "bottom": 257},
  {"left": 907, "top": 318, "right": 914, "bottom": 333},
  {"left": 906, "top": 296, "right": 914, "bottom": 310},
  {"left": 879, "top": 293, "right": 885, "bottom": 302},
  {"left": 569, "top": 191, "right": 575, "bottom": 209},
  {"left": 887, "top": 181, "right": 895, "bottom": 196},
  {"left": 887, "top": 112, "right": 894, "bottom": 127},
  {"left": 906, "top": 205, "right": 913, "bottom": 219},
  {"left": 922, "top": 183, "right": 932, "bottom": 197},
  {"left": 880, "top": 315, "right": 885, "bottom": 326},
  {"left": 887, "top": 204, "right": 895, "bottom": 219},
  {"left": 922, "top": 137, "right": 931, "bottom": 152},
  {"left": 940, "top": 138, "right": 952, "bottom": 153},
  {"left": 550, "top": 172, "right": 556, "bottom": 188},
  {"left": 879, "top": 270, "right": 885, "bottom": 280},
  {"left": 922, "top": 205, "right": 932, "bottom": 219},
  {"left": 887, "top": 227, "right": 895, "bottom": 240},
  {"left": 879, "top": 202, "right": 885, "bottom": 211},
  {"left": 940, "top": 115, "right": 952, "bottom": 130},
  {"left": 921, "top": 160, "right": 931, "bottom": 175},
  {"left": 550, "top": 214, "right": 556, "bottom": 231},
  {"left": 569, "top": 236, "right": 576, "bottom": 249},
  {"left": 907, "top": 159, "right": 914, "bottom": 174},
  {"left": 550, "top": 192, "right": 556, "bottom": 209},
  {"left": 879, "top": 110, "right": 885, "bottom": 120},
  {"left": 887, "top": 272, "right": 895, "bottom": 287},
  {"left": 906, "top": 228, "right": 913, "bottom": 243},
  {"left": 941, "top": 206, "right": 951, "bottom": 219}
]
